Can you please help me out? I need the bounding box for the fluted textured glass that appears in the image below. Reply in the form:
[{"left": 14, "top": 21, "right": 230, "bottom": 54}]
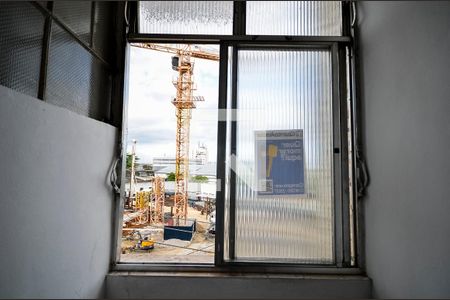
[
  {"left": 139, "top": 1, "right": 233, "bottom": 35},
  {"left": 223, "top": 47, "right": 234, "bottom": 261},
  {"left": 233, "top": 50, "right": 334, "bottom": 263},
  {"left": 246, "top": 1, "right": 342, "bottom": 36}
]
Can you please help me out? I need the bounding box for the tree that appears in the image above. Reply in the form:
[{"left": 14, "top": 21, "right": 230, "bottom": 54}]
[
  {"left": 192, "top": 175, "right": 209, "bottom": 183},
  {"left": 126, "top": 154, "right": 140, "bottom": 169},
  {"left": 166, "top": 172, "right": 176, "bottom": 181}
]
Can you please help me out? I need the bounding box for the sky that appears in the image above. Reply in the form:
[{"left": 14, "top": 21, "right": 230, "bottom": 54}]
[{"left": 127, "top": 45, "right": 219, "bottom": 164}]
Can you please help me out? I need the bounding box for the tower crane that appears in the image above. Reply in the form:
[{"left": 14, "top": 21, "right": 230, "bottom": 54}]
[{"left": 132, "top": 43, "right": 219, "bottom": 225}]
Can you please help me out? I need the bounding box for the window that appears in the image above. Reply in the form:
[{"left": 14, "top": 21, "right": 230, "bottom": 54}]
[
  {"left": 139, "top": 1, "right": 233, "bottom": 35},
  {"left": 246, "top": 1, "right": 342, "bottom": 36},
  {"left": 0, "top": 2, "right": 120, "bottom": 124},
  {"left": 227, "top": 49, "right": 334, "bottom": 264},
  {"left": 114, "top": 1, "right": 358, "bottom": 271},
  {"left": 121, "top": 43, "right": 219, "bottom": 263}
]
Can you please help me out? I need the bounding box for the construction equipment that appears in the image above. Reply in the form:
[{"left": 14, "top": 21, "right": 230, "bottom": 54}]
[
  {"left": 132, "top": 43, "right": 219, "bottom": 225},
  {"left": 130, "top": 230, "right": 155, "bottom": 251}
]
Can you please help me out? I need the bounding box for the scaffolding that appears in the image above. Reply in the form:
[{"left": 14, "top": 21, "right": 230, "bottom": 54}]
[
  {"left": 135, "top": 190, "right": 150, "bottom": 224},
  {"left": 151, "top": 176, "right": 165, "bottom": 224}
]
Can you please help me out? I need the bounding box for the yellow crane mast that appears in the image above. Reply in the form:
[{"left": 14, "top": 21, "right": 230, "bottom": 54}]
[
  {"left": 151, "top": 176, "right": 165, "bottom": 224},
  {"left": 132, "top": 43, "right": 219, "bottom": 224}
]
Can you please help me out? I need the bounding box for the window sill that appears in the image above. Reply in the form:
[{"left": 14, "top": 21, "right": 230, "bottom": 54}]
[
  {"left": 112, "top": 262, "right": 363, "bottom": 275},
  {"left": 106, "top": 271, "right": 371, "bottom": 299}
]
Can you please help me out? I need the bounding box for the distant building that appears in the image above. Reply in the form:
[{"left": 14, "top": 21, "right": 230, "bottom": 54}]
[
  {"left": 155, "top": 162, "right": 216, "bottom": 180},
  {"left": 153, "top": 144, "right": 212, "bottom": 180},
  {"left": 153, "top": 157, "right": 203, "bottom": 170},
  {"left": 191, "top": 162, "right": 216, "bottom": 180},
  {"left": 194, "top": 142, "right": 208, "bottom": 165},
  {"left": 125, "top": 165, "right": 153, "bottom": 183}
]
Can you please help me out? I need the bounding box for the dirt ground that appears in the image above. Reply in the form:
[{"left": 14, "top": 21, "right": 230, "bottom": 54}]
[{"left": 120, "top": 205, "right": 215, "bottom": 263}]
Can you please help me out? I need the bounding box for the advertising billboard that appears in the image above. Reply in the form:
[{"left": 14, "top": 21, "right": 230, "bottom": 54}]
[{"left": 255, "top": 129, "right": 305, "bottom": 196}]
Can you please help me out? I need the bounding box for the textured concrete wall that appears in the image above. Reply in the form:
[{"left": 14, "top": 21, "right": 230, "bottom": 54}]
[
  {"left": 358, "top": 2, "right": 450, "bottom": 298},
  {"left": 0, "top": 85, "right": 117, "bottom": 298}
]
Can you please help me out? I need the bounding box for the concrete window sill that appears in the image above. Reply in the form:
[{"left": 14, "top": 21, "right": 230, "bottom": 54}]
[{"left": 106, "top": 272, "right": 371, "bottom": 299}]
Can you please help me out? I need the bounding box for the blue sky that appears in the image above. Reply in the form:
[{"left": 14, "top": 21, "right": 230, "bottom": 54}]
[{"left": 127, "top": 45, "right": 219, "bottom": 164}]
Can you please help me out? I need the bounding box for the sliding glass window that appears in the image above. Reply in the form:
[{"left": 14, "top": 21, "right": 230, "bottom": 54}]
[
  {"left": 224, "top": 49, "right": 334, "bottom": 264},
  {"left": 116, "top": 1, "right": 357, "bottom": 270}
]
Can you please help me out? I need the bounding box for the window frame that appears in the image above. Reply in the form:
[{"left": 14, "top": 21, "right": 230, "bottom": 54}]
[
  {"left": 218, "top": 43, "right": 342, "bottom": 267},
  {"left": 111, "top": 1, "right": 361, "bottom": 274}
]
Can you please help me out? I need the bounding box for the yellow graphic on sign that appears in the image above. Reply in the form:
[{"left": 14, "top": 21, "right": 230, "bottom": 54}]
[{"left": 266, "top": 144, "right": 278, "bottom": 177}]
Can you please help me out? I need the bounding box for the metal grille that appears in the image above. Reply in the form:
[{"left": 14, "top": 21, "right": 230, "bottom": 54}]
[
  {"left": 46, "top": 23, "right": 111, "bottom": 121},
  {"left": 0, "top": 2, "right": 44, "bottom": 98},
  {"left": 53, "top": 1, "right": 92, "bottom": 45}
]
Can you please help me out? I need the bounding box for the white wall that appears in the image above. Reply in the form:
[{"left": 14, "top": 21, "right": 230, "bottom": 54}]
[
  {"left": 0, "top": 86, "right": 118, "bottom": 298},
  {"left": 358, "top": 2, "right": 450, "bottom": 298}
]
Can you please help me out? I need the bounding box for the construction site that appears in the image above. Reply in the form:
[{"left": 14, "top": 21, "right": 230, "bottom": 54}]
[{"left": 120, "top": 43, "right": 219, "bottom": 263}]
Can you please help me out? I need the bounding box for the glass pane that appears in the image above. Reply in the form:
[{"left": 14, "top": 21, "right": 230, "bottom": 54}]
[
  {"left": 246, "top": 1, "right": 342, "bottom": 36},
  {"left": 120, "top": 43, "right": 220, "bottom": 263},
  {"left": 139, "top": 1, "right": 233, "bottom": 35},
  {"left": 223, "top": 46, "right": 233, "bottom": 261},
  {"left": 232, "top": 50, "right": 334, "bottom": 263}
]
